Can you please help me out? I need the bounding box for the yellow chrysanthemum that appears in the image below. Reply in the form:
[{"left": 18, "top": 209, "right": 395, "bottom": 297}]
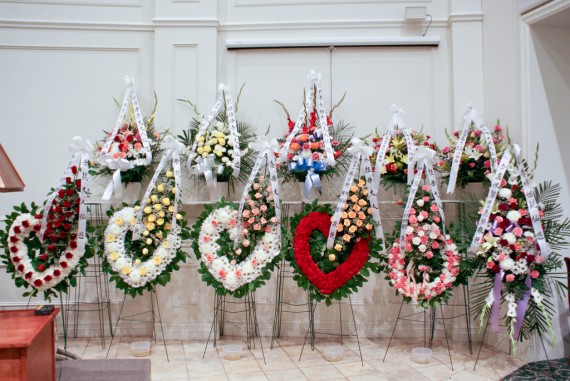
[
  {"left": 162, "top": 198, "right": 170, "bottom": 206},
  {"left": 140, "top": 268, "right": 147, "bottom": 276},
  {"left": 115, "top": 218, "right": 123, "bottom": 227},
  {"left": 144, "top": 206, "right": 152, "bottom": 214},
  {"left": 110, "top": 252, "right": 119, "bottom": 261},
  {"left": 157, "top": 218, "right": 164, "bottom": 226},
  {"left": 130, "top": 217, "right": 137, "bottom": 225},
  {"left": 153, "top": 203, "right": 162, "bottom": 211},
  {"left": 122, "top": 266, "right": 131, "bottom": 275},
  {"left": 154, "top": 256, "right": 162, "bottom": 265},
  {"left": 107, "top": 234, "right": 115, "bottom": 243},
  {"left": 148, "top": 215, "right": 156, "bottom": 222},
  {"left": 157, "top": 184, "right": 165, "bottom": 192},
  {"left": 166, "top": 171, "right": 173, "bottom": 178}
]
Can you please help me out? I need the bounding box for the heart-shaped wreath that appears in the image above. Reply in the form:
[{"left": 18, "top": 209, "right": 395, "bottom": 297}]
[
  {"left": 102, "top": 170, "right": 190, "bottom": 297},
  {"left": 287, "top": 179, "right": 383, "bottom": 305},
  {"left": 192, "top": 175, "right": 282, "bottom": 297},
  {"left": 0, "top": 168, "right": 93, "bottom": 300}
]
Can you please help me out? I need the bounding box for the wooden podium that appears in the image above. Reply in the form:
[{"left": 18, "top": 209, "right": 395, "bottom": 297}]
[{"left": 0, "top": 308, "right": 59, "bottom": 381}]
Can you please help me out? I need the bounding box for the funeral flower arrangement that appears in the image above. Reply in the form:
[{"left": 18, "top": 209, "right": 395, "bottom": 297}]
[
  {"left": 382, "top": 184, "right": 465, "bottom": 306},
  {"left": 437, "top": 121, "right": 507, "bottom": 189},
  {"left": 468, "top": 168, "right": 567, "bottom": 350},
  {"left": 92, "top": 94, "right": 163, "bottom": 185},
  {"left": 286, "top": 179, "right": 382, "bottom": 305},
  {"left": 102, "top": 169, "right": 190, "bottom": 297},
  {"left": 371, "top": 129, "right": 438, "bottom": 187},
  {"left": 178, "top": 85, "right": 256, "bottom": 191},
  {"left": 0, "top": 166, "right": 93, "bottom": 300},
  {"left": 276, "top": 89, "right": 352, "bottom": 184},
  {"left": 191, "top": 175, "right": 281, "bottom": 298}
]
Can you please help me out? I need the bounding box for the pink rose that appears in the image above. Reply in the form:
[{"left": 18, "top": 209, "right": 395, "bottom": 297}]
[
  {"left": 252, "top": 259, "right": 258, "bottom": 266},
  {"left": 253, "top": 224, "right": 261, "bottom": 231},
  {"left": 430, "top": 204, "right": 438, "bottom": 212},
  {"left": 530, "top": 270, "right": 540, "bottom": 279},
  {"left": 260, "top": 205, "right": 267, "bottom": 212},
  {"left": 431, "top": 241, "right": 439, "bottom": 249},
  {"left": 505, "top": 274, "right": 515, "bottom": 283},
  {"left": 423, "top": 196, "right": 429, "bottom": 202},
  {"left": 409, "top": 215, "right": 418, "bottom": 224},
  {"left": 442, "top": 146, "right": 450, "bottom": 154},
  {"left": 242, "top": 210, "right": 251, "bottom": 218},
  {"left": 513, "top": 227, "right": 523, "bottom": 237},
  {"left": 229, "top": 219, "right": 237, "bottom": 227},
  {"left": 433, "top": 216, "right": 441, "bottom": 223},
  {"left": 252, "top": 208, "right": 260, "bottom": 216},
  {"left": 484, "top": 160, "right": 491, "bottom": 169},
  {"left": 203, "top": 235, "right": 211, "bottom": 243},
  {"left": 255, "top": 192, "right": 262, "bottom": 199},
  {"left": 422, "top": 185, "right": 430, "bottom": 191},
  {"left": 409, "top": 207, "right": 416, "bottom": 215},
  {"left": 206, "top": 253, "right": 214, "bottom": 263},
  {"left": 425, "top": 251, "right": 434, "bottom": 259},
  {"left": 235, "top": 269, "right": 242, "bottom": 278},
  {"left": 253, "top": 183, "right": 260, "bottom": 190},
  {"left": 218, "top": 269, "right": 227, "bottom": 279}
]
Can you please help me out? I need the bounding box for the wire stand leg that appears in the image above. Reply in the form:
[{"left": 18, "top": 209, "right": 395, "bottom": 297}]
[
  {"left": 383, "top": 300, "right": 404, "bottom": 362},
  {"left": 203, "top": 293, "right": 220, "bottom": 358},
  {"left": 348, "top": 296, "right": 364, "bottom": 366},
  {"left": 106, "top": 293, "right": 127, "bottom": 359},
  {"left": 463, "top": 282, "right": 473, "bottom": 355},
  {"left": 537, "top": 332, "right": 554, "bottom": 379},
  {"left": 58, "top": 291, "right": 68, "bottom": 350},
  {"left": 439, "top": 305, "right": 454, "bottom": 370},
  {"left": 300, "top": 300, "right": 317, "bottom": 361},
  {"left": 152, "top": 288, "right": 169, "bottom": 362},
  {"left": 473, "top": 314, "right": 490, "bottom": 371}
]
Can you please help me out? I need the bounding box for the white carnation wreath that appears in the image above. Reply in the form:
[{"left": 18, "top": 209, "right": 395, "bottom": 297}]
[
  {"left": 104, "top": 207, "right": 182, "bottom": 288},
  {"left": 9, "top": 214, "right": 84, "bottom": 291},
  {"left": 198, "top": 205, "right": 280, "bottom": 291}
]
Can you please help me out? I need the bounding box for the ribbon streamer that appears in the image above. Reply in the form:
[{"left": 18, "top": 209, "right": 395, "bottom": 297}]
[
  {"left": 372, "top": 105, "right": 417, "bottom": 188},
  {"left": 279, "top": 70, "right": 337, "bottom": 170},
  {"left": 40, "top": 136, "right": 92, "bottom": 253},
  {"left": 513, "top": 274, "right": 532, "bottom": 338},
  {"left": 132, "top": 136, "right": 185, "bottom": 240},
  {"left": 186, "top": 84, "right": 240, "bottom": 184},
  {"left": 234, "top": 138, "right": 281, "bottom": 248},
  {"left": 446, "top": 104, "right": 499, "bottom": 194},
  {"left": 101, "top": 158, "right": 134, "bottom": 201},
  {"left": 468, "top": 149, "right": 512, "bottom": 252},
  {"left": 491, "top": 270, "right": 503, "bottom": 333},
  {"left": 512, "top": 144, "right": 551, "bottom": 260},
  {"left": 398, "top": 146, "right": 445, "bottom": 256},
  {"left": 326, "top": 138, "right": 383, "bottom": 250}
]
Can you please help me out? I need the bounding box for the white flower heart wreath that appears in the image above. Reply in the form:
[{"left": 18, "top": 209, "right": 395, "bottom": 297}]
[
  {"left": 197, "top": 205, "right": 280, "bottom": 292},
  {"left": 8, "top": 214, "right": 85, "bottom": 292},
  {"left": 104, "top": 207, "right": 183, "bottom": 289}
]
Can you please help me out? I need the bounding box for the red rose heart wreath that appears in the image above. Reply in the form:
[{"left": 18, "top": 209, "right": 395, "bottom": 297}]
[{"left": 287, "top": 179, "right": 383, "bottom": 305}]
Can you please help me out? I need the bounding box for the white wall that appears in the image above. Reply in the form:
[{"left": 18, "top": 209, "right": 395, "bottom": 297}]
[{"left": 0, "top": 0, "right": 563, "bottom": 362}]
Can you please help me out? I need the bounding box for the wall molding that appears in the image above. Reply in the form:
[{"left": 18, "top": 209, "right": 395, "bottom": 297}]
[
  {"left": 448, "top": 12, "right": 484, "bottom": 23},
  {"left": 0, "top": 0, "right": 141, "bottom": 7},
  {"left": 0, "top": 19, "right": 154, "bottom": 31},
  {"left": 234, "top": 0, "right": 431, "bottom": 7},
  {"left": 520, "top": 0, "right": 570, "bottom": 25},
  {"left": 152, "top": 18, "right": 219, "bottom": 28}
]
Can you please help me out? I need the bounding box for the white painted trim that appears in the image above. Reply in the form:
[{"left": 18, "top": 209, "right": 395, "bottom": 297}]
[
  {"left": 519, "top": 21, "right": 532, "bottom": 156},
  {"left": 234, "top": 0, "right": 431, "bottom": 6},
  {"left": 521, "top": 0, "right": 570, "bottom": 24},
  {"left": 0, "top": 0, "right": 141, "bottom": 7},
  {"left": 0, "top": 19, "right": 154, "bottom": 31},
  {"left": 0, "top": 44, "right": 140, "bottom": 51},
  {"left": 152, "top": 18, "right": 219, "bottom": 28},
  {"left": 226, "top": 36, "right": 440, "bottom": 50},
  {"left": 220, "top": 18, "right": 448, "bottom": 32},
  {"left": 448, "top": 12, "right": 484, "bottom": 22}
]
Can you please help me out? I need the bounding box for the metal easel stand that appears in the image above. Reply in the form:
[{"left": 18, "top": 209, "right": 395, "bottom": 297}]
[
  {"left": 299, "top": 295, "right": 365, "bottom": 366},
  {"left": 473, "top": 316, "right": 556, "bottom": 378},
  {"left": 106, "top": 287, "right": 169, "bottom": 361},
  {"left": 383, "top": 301, "right": 455, "bottom": 370},
  {"left": 203, "top": 290, "right": 266, "bottom": 363},
  {"left": 62, "top": 203, "right": 113, "bottom": 348}
]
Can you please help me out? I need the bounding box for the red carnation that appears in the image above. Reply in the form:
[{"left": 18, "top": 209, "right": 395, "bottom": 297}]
[
  {"left": 25, "top": 272, "right": 32, "bottom": 279},
  {"left": 12, "top": 256, "right": 20, "bottom": 263},
  {"left": 49, "top": 234, "right": 58, "bottom": 242},
  {"left": 37, "top": 264, "right": 45, "bottom": 272},
  {"left": 53, "top": 269, "right": 61, "bottom": 277},
  {"left": 75, "top": 180, "right": 81, "bottom": 189},
  {"left": 70, "top": 233, "right": 77, "bottom": 240},
  {"left": 127, "top": 135, "right": 134, "bottom": 142},
  {"left": 114, "top": 135, "right": 120, "bottom": 142},
  {"left": 59, "top": 231, "right": 67, "bottom": 239},
  {"left": 491, "top": 264, "right": 501, "bottom": 273},
  {"left": 10, "top": 246, "right": 18, "bottom": 253},
  {"left": 65, "top": 252, "right": 73, "bottom": 259},
  {"left": 65, "top": 177, "right": 72, "bottom": 185},
  {"left": 60, "top": 261, "right": 68, "bottom": 269},
  {"left": 499, "top": 239, "right": 509, "bottom": 246},
  {"left": 58, "top": 189, "right": 66, "bottom": 198},
  {"left": 66, "top": 189, "right": 75, "bottom": 196},
  {"left": 9, "top": 236, "right": 18, "bottom": 243},
  {"left": 33, "top": 224, "right": 41, "bottom": 232},
  {"left": 53, "top": 221, "right": 61, "bottom": 229},
  {"left": 62, "top": 201, "right": 71, "bottom": 208},
  {"left": 70, "top": 241, "right": 77, "bottom": 249},
  {"left": 33, "top": 279, "right": 43, "bottom": 287},
  {"left": 75, "top": 198, "right": 81, "bottom": 205},
  {"left": 47, "top": 244, "right": 55, "bottom": 252},
  {"left": 63, "top": 223, "right": 71, "bottom": 231},
  {"left": 66, "top": 211, "right": 74, "bottom": 218},
  {"left": 498, "top": 203, "right": 509, "bottom": 212},
  {"left": 44, "top": 275, "right": 53, "bottom": 282},
  {"left": 34, "top": 214, "right": 43, "bottom": 219},
  {"left": 17, "top": 264, "right": 24, "bottom": 272},
  {"left": 22, "top": 220, "right": 30, "bottom": 228},
  {"left": 13, "top": 226, "right": 21, "bottom": 234},
  {"left": 40, "top": 253, "right": 48, "bottom": 261},
  {"left": 71, "top": 166, "right": 78, "bottom": 175}
]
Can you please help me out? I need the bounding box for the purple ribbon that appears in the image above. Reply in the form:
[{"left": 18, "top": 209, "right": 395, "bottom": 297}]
[
  {"left": 491, "top": 271, "right": 503, "bottom": 333},
  {"left": 514, "top": 274, "right": 532, "bottom": 339}
]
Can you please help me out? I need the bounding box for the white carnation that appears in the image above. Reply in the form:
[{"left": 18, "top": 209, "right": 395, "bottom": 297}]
[
  {"left": 498, "top": 188, "right": 512, "bottom": 199},
  {"left": 502, "top": 232, "right": 517, "bottom": 245},
  {"left": 412, "top": 237, "right": 421, "bottom": 245},
  {"left": 416, "top": 199, "right": 424, "bottom": 207},
  {"left": 499, "top": 257, "right": 515, "bottom": 271},
  {"left": 418, "top": 244, "right": 427, "bottom": 253}
]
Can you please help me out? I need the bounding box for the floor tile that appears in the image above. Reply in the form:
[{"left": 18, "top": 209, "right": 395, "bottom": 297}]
[
  {"left": 264, "top": 368, "right": 308, "bottom": 381},
  {"left": 298, "top": 364, "right": 345, "bottom": 380}
]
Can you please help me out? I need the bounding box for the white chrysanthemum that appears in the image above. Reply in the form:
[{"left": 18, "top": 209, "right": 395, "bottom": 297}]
[
  {"left": 498, "top": 188, "right": 512, "bottom": 200},
  {"left": 503, "top": 232, "right": 517, "bottom": 245},
  {"left": 412, "top": 237, "right": 421, "bottom": 245},
  {"left": 506, "top": 210, "right": 521, "bottom": 223},
  {"left": 499, "top": 257, "right": 515, "bottom": 271}
]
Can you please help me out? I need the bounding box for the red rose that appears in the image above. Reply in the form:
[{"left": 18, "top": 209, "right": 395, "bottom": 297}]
[
  {"left": 70, "top": 233, "right": 77, "bottom": 240},
  {"left": 66, "top": 189, "right": 75, "bottom": 196},
  {"left": 66, "top": 211, "right": 74, "bottom": 218},
  {"left": 62, "top": 201, "right": 71, "bottom": 208},
  {"left": 34, "top": 214, "right": 43, "bottom": 219},
  {"left": 65, "top": 252, "right": 73, "bottom": 259},
  {"left": 114, "top": 136, "right": 120, "bottom": 142},
  {"left": 59, "top": 231, "right": 67, "bottom": 239},
  {"left": 22, "top": 220, "right": 30, "bottom": 228},
  {"left": 44, "top": 275, "right": 53, "bottom": 282},
  {"left": 60, "top": 261, "right": 68, "bottom": 269},
  {"left": 12, "top": 256, "right": 20, "bottom": 263},
  {"left": 9, "top": 236, "right": 18, "bottom": 243},
  {"left": 127, "top": 135, "right": 134, "bottom": 142},
  {"left": 50, "top": 234, "right": 58, "bottom": 242},
  {"left": 53, "top": 269, "right": 61, "bottom": 277},
  {"left": 491, "top": 264, "right": 500, "bottom": 273},
  {"left": 40, "top": 253, "right": 48, "bottom": 261},
  {"left": 66, "top": 177, "right": 72, "bottom": 185},
  {"left": 63, "top": 223, "right": 71, "bottom": 231},
  {"left": 17, "top": 264, "right": 24, "bottom": 272},
  {"left": 53, "top": 221, "right": 61, "bottom": 229},
  {"left": 70, "top": 241, "right": 77, "bottom": 249},
  {"left": 25, "top": 272, "right": 32, "bottom": 279},
  {"left": 58, "top": 189, "right": 66, "bottom": 198},
  {"left": 37, "top": 264, "right": 45, "bottom": 272},
  {"left": 75, "top": 198, "right": 81, "bottom": 204},
  {"left": 33, "top": 224, "right": 41, "bottom": 232},
  {"left": 10, "top": 246, "right": 18, "bottom": 253},
  {"left": 75, "top": 180, "right": 81, "bottom": 189},
  {"left": 47, "top": 244, "right": 55, "bottom": 252},
  {"left": 71, "top": 166, "right": 78, "bottom": 175},
  {"left": 33, "top": 279, "right": 43, "bottom": 287},
  {"left": 13, "top": 226, "right": 21, "bottom": 234}
]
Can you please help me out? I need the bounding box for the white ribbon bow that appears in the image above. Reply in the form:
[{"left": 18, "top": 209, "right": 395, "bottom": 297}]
[
  {"left": 249, "top": 137, "right": 280, "bottom": 154},
  {"left": 160, "top": 135, "right": 185, "bottom": 155},
  {"left": 347, "top": 137, "right": 374, "bottom": 158},
  {"left": 69, "top": 136, "right": 94, "bottom": 156}
]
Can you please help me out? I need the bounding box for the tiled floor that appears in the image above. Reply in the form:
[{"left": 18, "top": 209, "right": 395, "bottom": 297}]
[{"left": 60, "top": 336, "right": 526, "bottom": 380}]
